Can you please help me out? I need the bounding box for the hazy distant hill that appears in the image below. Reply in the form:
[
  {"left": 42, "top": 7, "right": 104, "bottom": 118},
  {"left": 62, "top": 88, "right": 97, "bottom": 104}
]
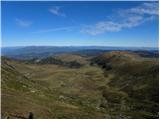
[{"left": 2, "top": 46, "right": 158, "bottom": 60}]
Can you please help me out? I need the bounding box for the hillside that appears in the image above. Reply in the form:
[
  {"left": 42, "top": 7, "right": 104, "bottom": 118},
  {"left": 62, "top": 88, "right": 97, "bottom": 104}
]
[
  {"left": 54, "top": 54, "right": 89, "bottom": 64},
  {"left": 26, "top": 55, "right": 85, "bottom": 68},
  {"left": 2, "top": 56, "right": 111, "bottom": 118},
  {"left": 1, "top": 51, "right": 159, "bottom": 118},
  {"left": 91, "top": 51, "right": 159, "bottom": 118}
]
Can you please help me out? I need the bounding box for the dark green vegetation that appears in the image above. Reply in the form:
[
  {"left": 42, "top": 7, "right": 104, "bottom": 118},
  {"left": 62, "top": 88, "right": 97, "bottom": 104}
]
[{"left": 1, "top": 50, "right": 159, "bottom": 118}]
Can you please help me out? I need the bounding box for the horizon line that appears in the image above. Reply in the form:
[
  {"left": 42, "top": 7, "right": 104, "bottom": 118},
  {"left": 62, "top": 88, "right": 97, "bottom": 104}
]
[{"left": 1, "top": 45, "right": 159, "bottom": 49}]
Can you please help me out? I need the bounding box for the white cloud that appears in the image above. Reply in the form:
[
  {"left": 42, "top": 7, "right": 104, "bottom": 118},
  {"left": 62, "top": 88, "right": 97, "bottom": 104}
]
[
  {"left": 81, "top": 21, "right": 121, "bottom": 35},
  {"left": 81, "top": 16, "right": 144, "bottom": 35},
  {"left": 49, "top": 6, "right": 66, "bottom": 17},
  {"left": 15, "top": 18, "right": 32, "bottom": 27},
  {"left": 129, "top": 2, "right": 158, "bottom": 15},
  {"left": 81, "top": 2, "right": 158, "bottom": 35}
]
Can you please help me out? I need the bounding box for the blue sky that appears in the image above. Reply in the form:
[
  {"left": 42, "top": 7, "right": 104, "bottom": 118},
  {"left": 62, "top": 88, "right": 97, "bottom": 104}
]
[{"left": 2, "top": 1, "right": 159, "bottom": 47}]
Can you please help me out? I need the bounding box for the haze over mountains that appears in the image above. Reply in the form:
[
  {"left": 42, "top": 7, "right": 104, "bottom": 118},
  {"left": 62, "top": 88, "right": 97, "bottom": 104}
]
[{"left": 2, "top": 46, "right": 158, "bottom": 60}]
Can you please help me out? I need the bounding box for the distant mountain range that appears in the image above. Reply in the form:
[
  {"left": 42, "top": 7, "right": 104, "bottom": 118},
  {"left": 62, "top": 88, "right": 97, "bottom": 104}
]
[{"left": 1, "top": 46, "right": 158, "bottom": 60}]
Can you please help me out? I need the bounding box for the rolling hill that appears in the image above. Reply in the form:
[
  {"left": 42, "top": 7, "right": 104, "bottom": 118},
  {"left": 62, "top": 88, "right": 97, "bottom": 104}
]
[{"left": 1, "top": 50, "right": 159, "bottom": 118}]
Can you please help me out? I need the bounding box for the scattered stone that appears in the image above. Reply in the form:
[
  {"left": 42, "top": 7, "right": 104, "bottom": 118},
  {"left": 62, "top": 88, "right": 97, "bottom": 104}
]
[
  {"left": 31, "top": 90, "right": 36, "bottom": 93},
  {"left": 60, "top": 82, "right": 65, "bottom": 87},
  {"left": 59, "top": 95, "right": 65, "bottom": 100},
  {"left": 22, "top": 85, "right": 27, "bottom": 88}
]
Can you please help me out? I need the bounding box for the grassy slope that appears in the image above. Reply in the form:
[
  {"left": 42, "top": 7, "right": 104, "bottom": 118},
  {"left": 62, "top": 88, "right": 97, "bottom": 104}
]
[
  {"left": 91, "top": 51, "right": 159, "bottom": 118},
  {"left": 1, "top": 52, "right": 159, "bottom": 118},
  {"left": 54, "top": 54, "right": 89, "bottom": 64},
  {"left": 1, "top": 57, "right": 111, "bottom": 118}
]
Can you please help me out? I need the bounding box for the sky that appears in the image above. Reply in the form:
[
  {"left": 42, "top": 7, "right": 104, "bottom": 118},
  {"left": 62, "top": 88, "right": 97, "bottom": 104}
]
[{"left": 1, "top": 1, "right": 159, "bottom": 47}]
